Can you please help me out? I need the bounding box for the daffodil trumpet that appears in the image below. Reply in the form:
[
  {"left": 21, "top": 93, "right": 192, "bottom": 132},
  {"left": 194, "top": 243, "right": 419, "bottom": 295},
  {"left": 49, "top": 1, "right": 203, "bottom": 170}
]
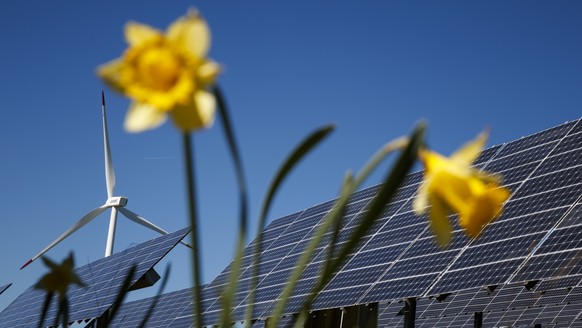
[{"left": 413, "top": 131, "right": 511, "bottom": 247}]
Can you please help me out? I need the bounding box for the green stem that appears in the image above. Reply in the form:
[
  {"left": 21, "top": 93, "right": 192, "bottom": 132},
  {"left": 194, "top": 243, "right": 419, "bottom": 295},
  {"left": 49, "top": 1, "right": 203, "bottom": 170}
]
[
  {"left": 293, "top": 129, "right": 423, "bottom": 327},
  {"left": 268, "top": 136, "right": 411, "bottom": 328},
  {"left": 214, "top": 86, "right": 249, "bottom": 326},
  {"left": 183, "top": 132, "right": 204, "bottom": 328}
]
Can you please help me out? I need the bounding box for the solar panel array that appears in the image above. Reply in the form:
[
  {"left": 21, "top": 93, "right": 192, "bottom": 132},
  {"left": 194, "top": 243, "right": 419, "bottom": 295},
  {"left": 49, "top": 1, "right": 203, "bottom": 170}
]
[
  {"left": 0, "top": 227, "right": 190, "bottom": 328},
  {"left": 106, "top": 120, "right": 582, "bottom": 327},
  {"left": 4, "top": 118, "right": 580, "bottom": 327},
  {"left": 101, "top": 118, "right": 582, "bottom": 327}
]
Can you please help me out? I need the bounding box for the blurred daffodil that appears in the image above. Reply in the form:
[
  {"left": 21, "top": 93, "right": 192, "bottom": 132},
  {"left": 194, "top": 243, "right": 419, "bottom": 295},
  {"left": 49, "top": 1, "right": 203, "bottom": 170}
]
[
  {"left": 98, "top": 9, "right": 221, "bottom": 133},
  {"left": 34, "top": 253, "right": 85, "bottom": 299},
  {"left": 413, "top": 131, "right": 511, "bottom": 247}
]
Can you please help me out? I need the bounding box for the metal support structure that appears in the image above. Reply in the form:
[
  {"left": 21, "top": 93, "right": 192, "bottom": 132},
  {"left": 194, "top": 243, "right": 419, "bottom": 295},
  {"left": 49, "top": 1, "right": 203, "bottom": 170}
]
[
  {"left": 403, "top": 298, "right": 416, "bottom": 328},
  {"left": 474, "top": 312, "right": 483, "bottom": 328}
]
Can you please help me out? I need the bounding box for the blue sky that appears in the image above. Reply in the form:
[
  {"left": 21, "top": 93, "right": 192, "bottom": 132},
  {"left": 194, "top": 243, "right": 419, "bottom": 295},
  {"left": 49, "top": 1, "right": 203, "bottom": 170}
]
[{"left": 1, "top": 1, "right": 581, "bottom": 311}]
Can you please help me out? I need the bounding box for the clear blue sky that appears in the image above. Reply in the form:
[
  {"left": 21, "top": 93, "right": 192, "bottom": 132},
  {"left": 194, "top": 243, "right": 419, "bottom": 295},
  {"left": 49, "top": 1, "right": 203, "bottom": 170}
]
[{"left": 1, "top": 1, "right": 581, "bottom": 311}]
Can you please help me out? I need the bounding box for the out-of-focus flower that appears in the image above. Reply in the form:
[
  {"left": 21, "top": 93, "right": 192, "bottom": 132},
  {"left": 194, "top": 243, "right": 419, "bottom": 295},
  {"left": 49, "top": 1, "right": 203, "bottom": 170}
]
[
  {"left": 413, "top": 131, "right": 511, "bottom": 247},
  {"left": 34, "top": 253, "right": 85, "bottom": 299},
  {"left": 98, "top": 9, "right": 221, "bottom": 133}
]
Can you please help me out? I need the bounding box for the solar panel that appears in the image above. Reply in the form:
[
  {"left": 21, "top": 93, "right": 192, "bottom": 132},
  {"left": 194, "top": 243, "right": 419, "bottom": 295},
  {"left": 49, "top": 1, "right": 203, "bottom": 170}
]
[
  {"left": 107, "top": 287, "right": 194, "bottom": 327},
  {"left": 0, "top": 227, "right": 190, "bottom": 328},
  {"left": 96, "top": 117, "right": 582, "bottom": 327}
]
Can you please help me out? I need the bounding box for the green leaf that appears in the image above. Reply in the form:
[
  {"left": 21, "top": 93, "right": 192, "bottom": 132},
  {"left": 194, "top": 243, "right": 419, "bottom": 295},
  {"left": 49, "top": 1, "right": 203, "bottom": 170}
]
[
  {"left": 139, "top": 265, "right": 171, "bottom": 328},
  {"left": 214, "top": 86, "right": 249, "bottom": 236},
  {"left": 106, "top": 265, "right": 137, "bottom": 325},
  {"left": 182, "top": 132, "right": 203, "bottom": 328},
  {"left": 245, "top": 124, "right": 335, "bottom": 327},
  {"left": 38, "top": 291, "right": 53, "bottom": 328},
  {"left": 214, "top": 86, "right": 250, "bottom": 326},
  {"left": 265, "top": 123, "right": 424, "bottom": 328},
  {"left": 293, "top": 122, "right": 425, "bottom": 327}
]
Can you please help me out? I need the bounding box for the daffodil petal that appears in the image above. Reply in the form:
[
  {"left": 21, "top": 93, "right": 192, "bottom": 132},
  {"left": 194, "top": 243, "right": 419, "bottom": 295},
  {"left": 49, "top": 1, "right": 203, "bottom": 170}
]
[
  {"left": 413, "top": 179, "right": 429, "bottom": 215},
  {"left": 428, "top": 195, "right": 453, "bottom": 247},
  {"left": 125, "top": 21, "right": 161, "bottom": 46},
  {"left": 34, "top": 254, "right": 84, "bottom": 297},
  {"left": 166, "top": 10, "right": 210, "bottom": 58},
  {"left": 97, "top": 58, "right": 126, "bottom": 93},
  {"left": 194, "top": 89, "right": 216, "bottom": 126},
  {"left": 171, "top": 90, "right": 215, "bottom": 132},
  {"left": 450, "top": 130, "right": 488, "bottom": 165},
  {"left": 41, "top": 257, "right": 58, "bottom": 270},
  {"left": 124, "top": 102, "right": 167, "bottom": 133},
  {"left": 475, "top": 171, "right": 503, "bottom": 185},
  {"left": 63, "top": 255, "right": 73, "bottom": 268},
  {"left": 431, "top": 169, "right": 473, "bottom": 215},
  {"left": 422, "top": 150, "right": 455, "bottom": 175},
  {"left": 197, "top": 60, "right": 222, "bottom": 86},
  {"left": 460, "top": 186, "right": 510, "bottom": 238}
]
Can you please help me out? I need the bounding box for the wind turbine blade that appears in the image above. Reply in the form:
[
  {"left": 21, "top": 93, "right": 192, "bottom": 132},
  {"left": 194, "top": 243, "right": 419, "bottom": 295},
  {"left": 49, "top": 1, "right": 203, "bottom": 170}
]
[
  {"left": 102, "top": 91, "right": 116, "bottom": 198},
  {"left": 118, "top": 207, "right": 193, "bottom": 249},
  {"left": 21, "top": 205, "right": 108, "bottom": 269}
]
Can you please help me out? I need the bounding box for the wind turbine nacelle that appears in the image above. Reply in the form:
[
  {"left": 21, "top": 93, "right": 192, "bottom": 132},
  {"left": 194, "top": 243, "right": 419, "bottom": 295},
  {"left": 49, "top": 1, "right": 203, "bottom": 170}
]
[{"left": 106, "top": 196, "right": 128, "bottom": 207}]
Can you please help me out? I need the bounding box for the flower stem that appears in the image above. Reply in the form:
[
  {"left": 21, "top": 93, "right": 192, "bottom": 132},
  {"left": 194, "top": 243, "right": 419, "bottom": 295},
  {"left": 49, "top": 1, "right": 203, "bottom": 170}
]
[{"left": 182, "top": 132, "right": 203, "bottom": 328}]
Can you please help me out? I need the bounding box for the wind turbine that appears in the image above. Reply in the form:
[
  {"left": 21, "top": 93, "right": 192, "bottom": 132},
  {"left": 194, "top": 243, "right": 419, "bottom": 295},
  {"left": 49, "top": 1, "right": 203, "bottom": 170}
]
[{"left": 21, "top": 92, "right": 190, "bottom": 270}]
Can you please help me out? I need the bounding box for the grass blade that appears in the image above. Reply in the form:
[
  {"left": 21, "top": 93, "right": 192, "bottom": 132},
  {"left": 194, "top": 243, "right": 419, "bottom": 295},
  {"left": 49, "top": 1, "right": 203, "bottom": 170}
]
[
  {"left": 293, "top": 122, "right": 425, "bottom": 326},
  {"left": 138, "top": 265, "right": 172, "bottom": 328},
  {"left": 268, "top": 125, "right": 421, "bottom": 328}
]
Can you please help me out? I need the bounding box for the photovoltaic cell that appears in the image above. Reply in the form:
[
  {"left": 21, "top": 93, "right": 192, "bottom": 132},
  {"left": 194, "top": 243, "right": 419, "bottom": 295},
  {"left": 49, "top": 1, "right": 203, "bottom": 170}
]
[
  {"left": 484, "top": 141, "right": 557, "bottom": 173},
  {"left": 439, "top": 288, "right": 474, "bottom": 316},
  {"left": 558, "top": 202, "right": 582, "bottom": 228},
  {"left": 508, "top": 288, "right": 539, "bottom": 309},
  {"left": 342, "top": 244, "right": 408, "bottom": 271},
  {"left": 513, "top": 167, "right": 582, "bottom": 199},
  {"left": 448, "top": 314, "right": 472, "bottom": 327},
  {"left": 534, "top": 276, "right": 581, "bottom": 292},
  {"left": 459, "top": 288, "right": 494, "bottom": 313},
  {"left": 311, "top": 285, "right": 369, "bottom": 310},
  {"left": 449, "top": 233, "right": 542, "bottom": 270},
  {"left": 485, "top": 283, "right": 524, "bottom": 311},
  {"left": 473, "top": 144, "right": 502, "bottom": 167},
  {"left": 478, "top": 208, "right": 568, "bottom": 244},
  {"left": 512, "top": 250, "right": 582, "bottom": 281},
  {"left": 499, "top": 184, "right": 579, "bottom": 219},
  {"left": 0, "top": 227, "right": 190, "bottom": 328},
  {"left": 377, "top": 301, "right": 405, "bottom": 327},
  {"left": 495, "top": 120, "right": 575, "bottom": 157},
  {"left": 428, "top": 259, "right": 523, "bottom": 295},
  {"left": 108, "top": 287, "right": 194, "bottom": 328},
  {"left": 535, "top": 225, "right": 582, "bottom": 254},
  {"left": 360, "top": 274, "right": 439, "bottom": 303}
]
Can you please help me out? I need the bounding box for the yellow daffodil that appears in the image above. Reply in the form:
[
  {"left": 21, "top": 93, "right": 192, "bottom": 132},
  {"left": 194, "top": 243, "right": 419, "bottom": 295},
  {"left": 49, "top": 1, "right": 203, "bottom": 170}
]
[
  {"left": 34, "top": 253, "right": 85, "bottom": 300},
  {"left": 413, "top": 131, "right": 511, "bottom": 247},
  {"left": 98, "top": 9, "right": 221, "bottom": 133}
]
